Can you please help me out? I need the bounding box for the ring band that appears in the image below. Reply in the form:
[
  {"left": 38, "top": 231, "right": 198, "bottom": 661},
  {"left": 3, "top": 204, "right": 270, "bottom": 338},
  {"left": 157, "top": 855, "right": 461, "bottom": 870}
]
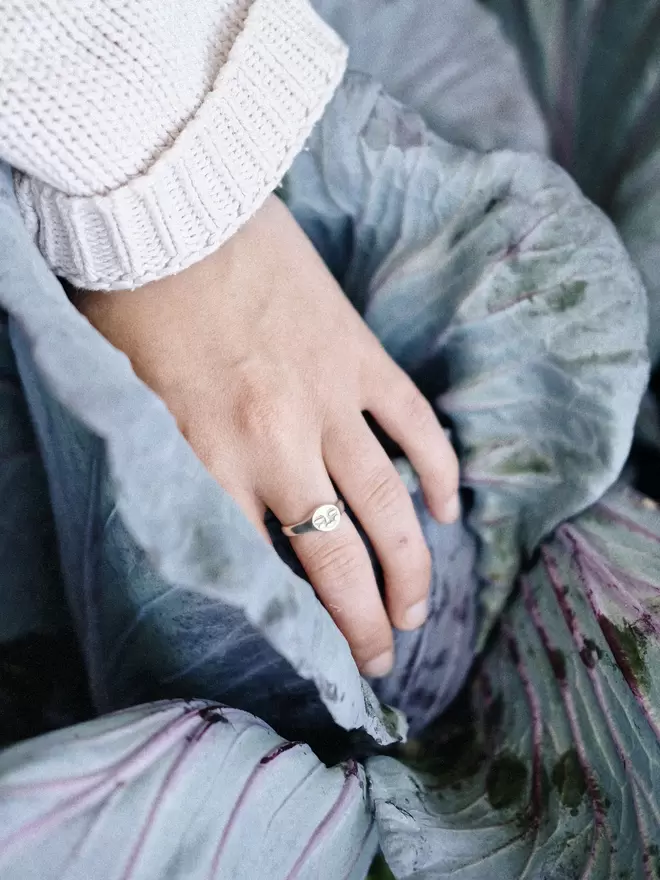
[{"left": 281, "top": 500, "right": 345, "bottom": 537}]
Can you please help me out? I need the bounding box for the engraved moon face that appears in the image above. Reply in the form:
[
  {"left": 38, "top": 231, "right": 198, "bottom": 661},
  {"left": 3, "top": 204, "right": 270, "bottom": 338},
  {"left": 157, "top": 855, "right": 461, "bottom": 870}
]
[{"left": 311, "top": 504, "right": 341, "bottom": 532}]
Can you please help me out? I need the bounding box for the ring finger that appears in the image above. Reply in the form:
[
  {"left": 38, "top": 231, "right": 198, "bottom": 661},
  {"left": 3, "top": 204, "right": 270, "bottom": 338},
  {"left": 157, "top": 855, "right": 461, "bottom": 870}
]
[{"left": 259, "top": 461, "right": 394, "bottom": 677}]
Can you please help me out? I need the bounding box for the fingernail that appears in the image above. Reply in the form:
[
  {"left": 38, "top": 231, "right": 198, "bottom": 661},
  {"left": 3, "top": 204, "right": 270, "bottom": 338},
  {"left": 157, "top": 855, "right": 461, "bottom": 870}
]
[
  {"left": 403, "top": 599, "right": 428, "bottom": 630},
  {"left": 362, "top": 651, "right": 394, "bottom": 678},
  {"left": 442, "top": 493, "right": 461, "bottom": 523}
]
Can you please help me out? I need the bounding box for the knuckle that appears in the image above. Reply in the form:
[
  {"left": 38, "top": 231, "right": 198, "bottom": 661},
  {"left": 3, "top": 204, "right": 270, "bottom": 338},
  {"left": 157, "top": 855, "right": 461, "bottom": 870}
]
[
  {"left": 232, "top": 385, "right": 278, "bottom": 438},
  {"left": 305, "top": 535, "right": 367, "bottom": 586},
  {"left": 232, "top": 385, "right": 302, "bottom": 461},
  {"left": 363, "top": 467, "right": 406, "bottom": 514},
  {"left": 399, "top": 385, "right": 436, "bottom": 430}
]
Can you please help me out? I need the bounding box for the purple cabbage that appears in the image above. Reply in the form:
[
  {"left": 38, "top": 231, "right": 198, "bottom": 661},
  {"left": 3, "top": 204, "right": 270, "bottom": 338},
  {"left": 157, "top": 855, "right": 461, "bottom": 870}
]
[{"left": 1, "top": 0, "right": 659, "bottom": 876}]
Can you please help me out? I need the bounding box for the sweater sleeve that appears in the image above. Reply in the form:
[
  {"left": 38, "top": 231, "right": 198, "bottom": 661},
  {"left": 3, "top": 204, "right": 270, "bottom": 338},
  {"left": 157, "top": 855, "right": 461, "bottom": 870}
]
[{"left": 0, "top": 0, "right": 347, "bottom": 290}]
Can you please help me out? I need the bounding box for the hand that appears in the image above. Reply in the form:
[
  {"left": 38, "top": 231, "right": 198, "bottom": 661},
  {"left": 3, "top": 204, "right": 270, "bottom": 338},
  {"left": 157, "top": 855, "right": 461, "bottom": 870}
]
[{"left": 74, "top": 196, "right": 459, "bottom": 677}]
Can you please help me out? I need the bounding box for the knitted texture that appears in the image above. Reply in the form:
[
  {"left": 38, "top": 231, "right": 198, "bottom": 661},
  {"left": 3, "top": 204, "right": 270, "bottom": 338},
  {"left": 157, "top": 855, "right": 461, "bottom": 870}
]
[{"left": 0, "top": 0, "right": 347, "bottom": 289}]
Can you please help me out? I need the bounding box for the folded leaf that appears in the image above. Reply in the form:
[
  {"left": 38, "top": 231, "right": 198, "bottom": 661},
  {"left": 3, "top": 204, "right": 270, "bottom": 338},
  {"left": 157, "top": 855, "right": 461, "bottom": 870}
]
[
  {"left": 0, "top": 700, "right": 376, "bottom": 880},
  {"left": 367, "top": 485, "right": 660, "bottom": 878},
  {"left": 286, "top": 73, "right": 648, "bottom": 641}
]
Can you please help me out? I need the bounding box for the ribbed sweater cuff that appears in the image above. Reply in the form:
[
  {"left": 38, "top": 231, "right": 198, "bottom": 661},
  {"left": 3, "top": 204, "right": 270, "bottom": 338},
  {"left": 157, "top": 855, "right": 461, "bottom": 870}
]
[{"left": 15, "top": 0, "right": 347, "bottom": 290}]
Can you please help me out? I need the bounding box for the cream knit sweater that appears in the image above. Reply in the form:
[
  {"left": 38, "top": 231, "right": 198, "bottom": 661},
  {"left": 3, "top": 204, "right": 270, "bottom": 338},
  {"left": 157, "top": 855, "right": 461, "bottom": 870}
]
[{"left": 0, "top": 0, "right": 347, "bottom": 289}]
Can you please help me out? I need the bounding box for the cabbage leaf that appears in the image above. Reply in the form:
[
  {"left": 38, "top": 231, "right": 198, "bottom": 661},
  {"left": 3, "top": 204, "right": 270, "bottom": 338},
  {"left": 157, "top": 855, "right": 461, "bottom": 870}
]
[
  {"left": 482, "top": 0, "right": 660, "bottom": 367},
  {"left": 368, "top": 486, "right": 660, "bottom": 878},
  {"left": 0, "top": 700, "right": 376, "bottom": 879}
]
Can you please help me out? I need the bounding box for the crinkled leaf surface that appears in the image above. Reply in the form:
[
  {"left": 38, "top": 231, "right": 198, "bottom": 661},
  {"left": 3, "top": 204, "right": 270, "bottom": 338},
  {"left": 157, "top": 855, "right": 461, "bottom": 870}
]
[
  {"left": 482, "top": 0, "right": 660, "bottom": 365},
  {"left": 312, "top": 0, "right": 548, "bottom": 154},
  {"left": 286, "top": 73, "right": 648, "bottom": 640},
  {"left": 0, "top": 699, "right": 376, "bottom": 880},
  {"left": 367, "top": 485, "right": 660, "bottom": 879}
]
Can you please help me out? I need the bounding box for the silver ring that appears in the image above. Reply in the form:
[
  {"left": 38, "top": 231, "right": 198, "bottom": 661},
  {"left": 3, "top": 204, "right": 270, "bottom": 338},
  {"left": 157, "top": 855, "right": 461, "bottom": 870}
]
[{"left": 281, "top": 500, "right": 345, "bottom": 537}]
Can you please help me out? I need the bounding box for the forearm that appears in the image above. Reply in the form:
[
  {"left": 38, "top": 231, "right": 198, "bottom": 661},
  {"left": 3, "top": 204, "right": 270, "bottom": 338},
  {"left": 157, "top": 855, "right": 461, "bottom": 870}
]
[{"left": 0, "top": 0, "right": 346, "bottom": 290}]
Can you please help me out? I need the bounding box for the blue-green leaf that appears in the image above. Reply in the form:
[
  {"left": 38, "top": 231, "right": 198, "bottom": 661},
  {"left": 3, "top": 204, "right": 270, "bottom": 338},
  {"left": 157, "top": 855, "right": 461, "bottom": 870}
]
[{"left": 367, "top": 486, "right": 660, "bottom": 878}]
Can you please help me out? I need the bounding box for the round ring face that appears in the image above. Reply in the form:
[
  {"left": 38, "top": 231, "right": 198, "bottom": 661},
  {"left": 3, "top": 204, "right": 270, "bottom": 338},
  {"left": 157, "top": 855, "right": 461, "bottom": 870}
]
[{"left": 311, "top": 503, "right": 342, "bottom": 532}]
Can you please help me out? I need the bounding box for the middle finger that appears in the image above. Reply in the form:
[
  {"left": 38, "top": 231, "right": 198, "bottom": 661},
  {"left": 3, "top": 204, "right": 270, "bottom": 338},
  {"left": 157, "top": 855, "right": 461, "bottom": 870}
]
[{"left": 323, "top": 416, "right": 432, "bottom": 632}]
